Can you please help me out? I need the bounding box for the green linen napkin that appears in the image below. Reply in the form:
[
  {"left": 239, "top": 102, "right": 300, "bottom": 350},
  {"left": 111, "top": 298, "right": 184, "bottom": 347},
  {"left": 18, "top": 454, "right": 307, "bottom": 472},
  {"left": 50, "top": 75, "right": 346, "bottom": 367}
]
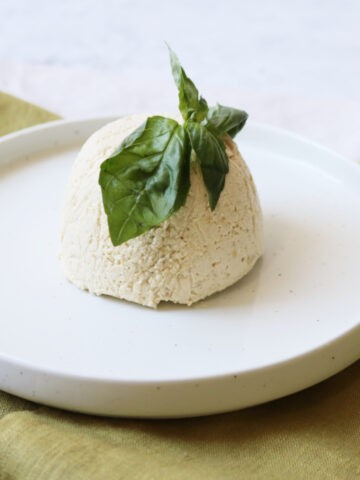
[
  {"left": 0, "top": 92, "right": 59, "bottom": 136},
  {"left": 0, "top": 91, "right": 359, "bottom": 480}
]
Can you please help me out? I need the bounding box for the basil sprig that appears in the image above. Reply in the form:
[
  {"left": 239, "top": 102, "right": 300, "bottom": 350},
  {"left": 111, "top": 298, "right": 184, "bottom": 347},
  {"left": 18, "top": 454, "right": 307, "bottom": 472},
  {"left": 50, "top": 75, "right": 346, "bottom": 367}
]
[
  {"left": 168, "top": 45, "right": 209, "bottom": 122},
  {"left": 186, "top": 121, "right": 229, "bottom": 210},
  {"left": 99, "top": 46, "right": 248, "bottom": 246}
]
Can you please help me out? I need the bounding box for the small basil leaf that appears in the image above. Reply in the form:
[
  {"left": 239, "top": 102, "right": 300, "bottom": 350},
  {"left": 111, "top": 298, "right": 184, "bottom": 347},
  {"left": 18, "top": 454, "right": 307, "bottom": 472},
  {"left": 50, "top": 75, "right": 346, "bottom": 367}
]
[
  {"left": 205, "top": 104, "right": 248, "bottom": 138},
  {"left": 167, "top": 45, "right": 208, "bottom": 121},
  {"left": 99, "top": 116, "right": 191, "bottom": 246},
  {"left": 187, "top": 121, "right": 229, "bottom": 210},
  {"left": 192, "top": 96, "right": 209, "bottom": 123}
]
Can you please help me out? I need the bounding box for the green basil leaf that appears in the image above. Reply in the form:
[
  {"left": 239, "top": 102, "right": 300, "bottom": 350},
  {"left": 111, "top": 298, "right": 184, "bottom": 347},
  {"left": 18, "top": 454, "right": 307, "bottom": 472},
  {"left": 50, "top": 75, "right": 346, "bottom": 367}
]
[
  {"left": 195, "top": 96, "right": 209, "bottom": 122},
  {"left": 99, "top": 116, "right": 191, "bottom": 246},
  {"left": 205, "top": 104, "right": 248, "bottom": 138},
  {"left": 187, "top": 121, "right": 229, "bottom": 210},
  {"left": 167, "top": 45, "right": 208, "bottom": 122}
]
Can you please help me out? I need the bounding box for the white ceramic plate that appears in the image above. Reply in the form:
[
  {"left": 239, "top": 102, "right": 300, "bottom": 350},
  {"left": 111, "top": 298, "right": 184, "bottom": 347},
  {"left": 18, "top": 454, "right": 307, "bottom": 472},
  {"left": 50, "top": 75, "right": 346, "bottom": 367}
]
[{"left": 0, "top": 118, "right": 359, "bottom": 418}]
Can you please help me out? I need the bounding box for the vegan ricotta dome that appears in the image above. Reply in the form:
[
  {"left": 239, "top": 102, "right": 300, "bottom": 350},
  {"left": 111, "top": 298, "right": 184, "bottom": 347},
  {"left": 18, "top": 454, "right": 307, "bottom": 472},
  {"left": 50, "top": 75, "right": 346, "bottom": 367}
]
[{"left": 59, "top": 114, "right": 263, "bottom": 308}]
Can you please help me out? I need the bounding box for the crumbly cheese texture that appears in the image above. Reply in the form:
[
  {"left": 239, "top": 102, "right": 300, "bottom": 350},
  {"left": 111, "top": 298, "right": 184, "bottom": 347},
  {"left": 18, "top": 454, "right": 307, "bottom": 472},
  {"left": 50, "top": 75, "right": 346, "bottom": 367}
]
[{"left": 59, "top": 115, "right": 263, "bottom": 308}]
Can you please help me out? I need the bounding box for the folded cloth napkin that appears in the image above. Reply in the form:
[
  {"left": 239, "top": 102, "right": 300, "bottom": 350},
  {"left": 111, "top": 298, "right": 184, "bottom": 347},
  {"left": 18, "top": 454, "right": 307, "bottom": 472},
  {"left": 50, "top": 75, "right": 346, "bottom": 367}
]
[
  {"left": 0, "top": 92, "right": 59, "bottom": 136},
  {"left": 0, "top": 92, "right": 359, "bottom": 480}
]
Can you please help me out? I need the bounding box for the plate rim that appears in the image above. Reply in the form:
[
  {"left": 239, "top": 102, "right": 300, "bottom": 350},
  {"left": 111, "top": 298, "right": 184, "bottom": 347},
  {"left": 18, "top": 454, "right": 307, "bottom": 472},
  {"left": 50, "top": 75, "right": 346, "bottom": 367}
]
[{"left": 0, "top": 114, "right": 356, "bottom": 163}]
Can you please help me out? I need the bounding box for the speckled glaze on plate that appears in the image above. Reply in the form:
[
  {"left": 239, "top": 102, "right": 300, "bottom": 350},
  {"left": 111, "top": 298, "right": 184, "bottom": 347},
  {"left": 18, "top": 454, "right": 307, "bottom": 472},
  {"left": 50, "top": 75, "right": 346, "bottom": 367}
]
[{"left": 0, "top": 117, "right": 359, "bottom": 418}]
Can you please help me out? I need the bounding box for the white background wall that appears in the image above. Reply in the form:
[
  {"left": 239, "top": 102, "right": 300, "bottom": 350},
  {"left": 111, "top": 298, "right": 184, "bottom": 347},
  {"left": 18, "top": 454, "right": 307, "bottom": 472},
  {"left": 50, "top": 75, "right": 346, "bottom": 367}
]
[{"left": 1, "top": 0, "right": 359, "bottom": 158}]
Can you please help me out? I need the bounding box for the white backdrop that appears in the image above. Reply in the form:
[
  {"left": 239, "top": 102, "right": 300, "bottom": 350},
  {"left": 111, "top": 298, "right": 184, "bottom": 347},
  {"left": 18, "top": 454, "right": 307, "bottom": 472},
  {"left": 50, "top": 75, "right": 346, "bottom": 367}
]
[{"left": 1, "top": 0, "right": 359, "bottom": 159}]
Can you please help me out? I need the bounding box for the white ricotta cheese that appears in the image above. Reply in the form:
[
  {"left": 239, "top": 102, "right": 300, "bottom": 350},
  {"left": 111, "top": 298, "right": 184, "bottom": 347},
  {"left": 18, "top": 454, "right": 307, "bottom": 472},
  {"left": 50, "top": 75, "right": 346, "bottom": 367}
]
[{"left": 59, "top": 115, "right": 263, "bottom": 308}]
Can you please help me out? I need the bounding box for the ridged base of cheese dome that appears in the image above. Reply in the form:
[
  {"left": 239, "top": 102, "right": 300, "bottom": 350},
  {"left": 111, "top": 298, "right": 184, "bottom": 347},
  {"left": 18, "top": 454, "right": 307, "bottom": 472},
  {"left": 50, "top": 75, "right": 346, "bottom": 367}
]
[{"left": 59, "top": 115, "right": 263, "bottom": 308}]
